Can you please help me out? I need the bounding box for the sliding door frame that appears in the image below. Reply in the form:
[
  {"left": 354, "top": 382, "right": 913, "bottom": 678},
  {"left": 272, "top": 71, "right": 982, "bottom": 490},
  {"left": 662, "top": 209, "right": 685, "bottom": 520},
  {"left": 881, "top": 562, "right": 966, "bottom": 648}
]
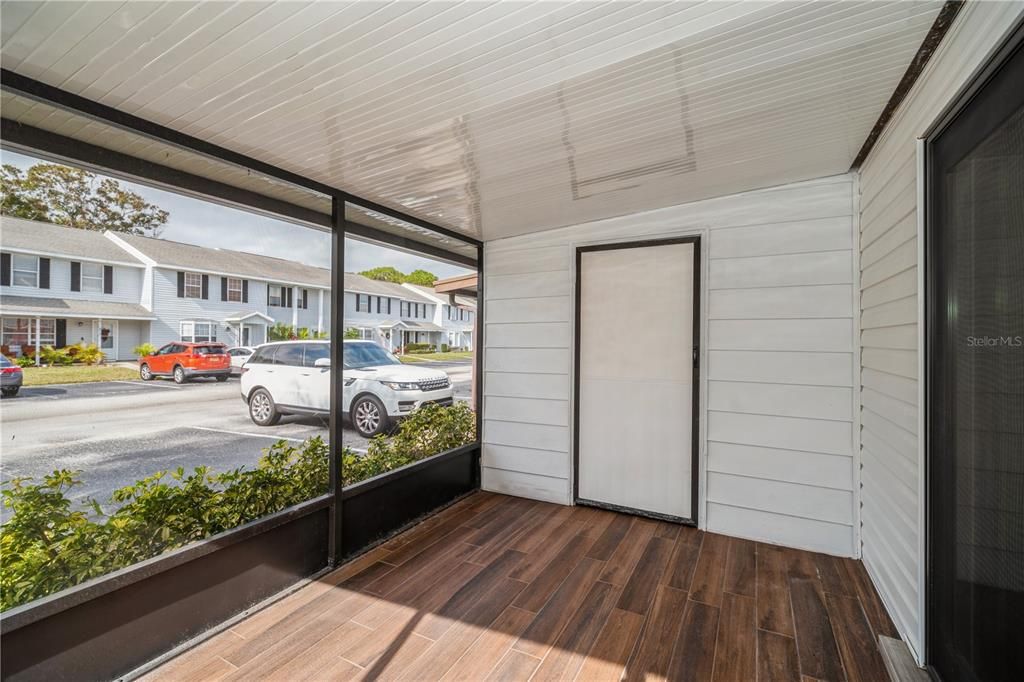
[{"left": 572, "top": 236, "right": 702, "bottom": 525}]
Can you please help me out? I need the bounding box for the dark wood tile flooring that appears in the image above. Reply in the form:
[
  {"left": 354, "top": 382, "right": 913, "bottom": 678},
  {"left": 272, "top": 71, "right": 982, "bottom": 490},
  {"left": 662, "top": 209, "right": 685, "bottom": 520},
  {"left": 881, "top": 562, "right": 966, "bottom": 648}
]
[{"left": 147, "top": 492, "right": 899, "bottom": 681}]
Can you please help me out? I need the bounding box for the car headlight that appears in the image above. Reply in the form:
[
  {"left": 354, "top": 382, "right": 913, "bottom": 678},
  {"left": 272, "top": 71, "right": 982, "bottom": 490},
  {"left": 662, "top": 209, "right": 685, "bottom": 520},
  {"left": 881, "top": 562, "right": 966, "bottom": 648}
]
[{"left": 380, "top": 380, "right": 419, "bottom": 390}]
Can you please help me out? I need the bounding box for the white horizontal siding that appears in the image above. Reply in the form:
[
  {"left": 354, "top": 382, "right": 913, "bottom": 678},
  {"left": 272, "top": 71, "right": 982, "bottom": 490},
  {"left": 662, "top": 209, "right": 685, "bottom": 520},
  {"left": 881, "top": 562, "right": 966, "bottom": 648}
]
[
  {"left": 856, "top": 1, "right": 1024, "bottom": 661},
  {"left": 482, "top": 173, "right": 858, "bottom": 555},
  {"left": 1, "top": 256, "right": 144, "bottom": 304}
]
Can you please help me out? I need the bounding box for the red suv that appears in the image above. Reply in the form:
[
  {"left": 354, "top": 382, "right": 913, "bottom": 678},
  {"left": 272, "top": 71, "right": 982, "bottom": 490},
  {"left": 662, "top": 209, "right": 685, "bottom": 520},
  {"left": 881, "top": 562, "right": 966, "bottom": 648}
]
[{"left": 139, "top": 342, "right": 231, "bottom": 384}]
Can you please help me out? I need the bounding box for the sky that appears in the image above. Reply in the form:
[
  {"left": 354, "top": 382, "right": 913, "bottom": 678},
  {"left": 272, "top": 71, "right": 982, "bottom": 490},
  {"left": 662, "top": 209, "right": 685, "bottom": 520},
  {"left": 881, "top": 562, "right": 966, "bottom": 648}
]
[{"left": 1, "top": 150, "right": 471, "bottom": 280}]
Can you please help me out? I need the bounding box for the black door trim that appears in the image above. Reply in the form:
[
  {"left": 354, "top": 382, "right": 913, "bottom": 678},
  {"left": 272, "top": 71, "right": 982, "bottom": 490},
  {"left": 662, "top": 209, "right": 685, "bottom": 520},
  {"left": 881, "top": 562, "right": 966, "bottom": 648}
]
[
  {"left": 923, "top": 16, "right": 1024, "bottom": 676},
  {"left": 573, "top": 236, "right": 701, "bottom": 526}
]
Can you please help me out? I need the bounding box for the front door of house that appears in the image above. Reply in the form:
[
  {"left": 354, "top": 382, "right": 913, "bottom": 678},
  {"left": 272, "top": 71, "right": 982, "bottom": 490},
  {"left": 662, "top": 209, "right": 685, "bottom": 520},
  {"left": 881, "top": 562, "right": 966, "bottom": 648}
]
[
  {"left": 927, "top": 32, "right": 1023, "bottom": 682},
  {"left": 575, "top": 238, "right": 700, "bottom": 522},
  {"left": 242, "top": 325, "right": 251, "bottom": 347}
]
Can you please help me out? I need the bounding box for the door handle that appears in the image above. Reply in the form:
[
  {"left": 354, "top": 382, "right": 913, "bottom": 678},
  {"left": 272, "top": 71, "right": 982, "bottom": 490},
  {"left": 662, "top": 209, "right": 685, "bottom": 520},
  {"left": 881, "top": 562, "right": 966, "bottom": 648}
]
[{"left": 693, "top": 346, "right": 700, "bottom": 368}]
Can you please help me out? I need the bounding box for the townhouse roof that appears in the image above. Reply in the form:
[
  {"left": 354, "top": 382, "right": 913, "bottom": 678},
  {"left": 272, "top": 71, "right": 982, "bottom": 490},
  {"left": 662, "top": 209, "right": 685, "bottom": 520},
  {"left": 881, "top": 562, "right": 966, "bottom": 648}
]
[
  {"left": 402, "top": 283, "right": 476, "bottom": 310},
  {"left": 0, "top": 295, "right": 155, "bottom": 320},
  {"left": 112, "top": 232, "right": 332, "bottom": 289},
  {"left": 0, "top": 217, "right": 146, "bottom": 266},
  {"left": 344, "top": 273, "right": 434, "bottom": 303}
]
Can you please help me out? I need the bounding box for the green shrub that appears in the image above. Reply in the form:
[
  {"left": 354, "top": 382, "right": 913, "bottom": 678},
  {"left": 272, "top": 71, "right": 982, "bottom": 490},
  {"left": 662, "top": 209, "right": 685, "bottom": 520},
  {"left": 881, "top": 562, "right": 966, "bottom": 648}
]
[
  {"left": 72, "top": 343, "right": 104, "bottom": 365},
  {"left": 405, "top": 342, "right": 434, "bottom": 354},
  {"left": 344, "top": 328, "right": 362, "bottom": 340},
  {"left": 0, "top": 404, "right": 477, "bottom": 612},
  {"left": 133, "top": 343, "right": 158, "bottom": 358},
  {"left": 441, "top": 344, "right": 450, "bottom": 353},
  {"left": 14, "top": 355, "right": 36, "bottom": 368},
  {"left": 40, "top": 346, "right": 74, "bottom": 366}
]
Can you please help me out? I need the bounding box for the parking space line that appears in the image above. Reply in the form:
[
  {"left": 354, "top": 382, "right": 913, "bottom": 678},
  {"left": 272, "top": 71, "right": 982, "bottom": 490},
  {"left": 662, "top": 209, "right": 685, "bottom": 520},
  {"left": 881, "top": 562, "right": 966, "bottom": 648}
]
[
  {"left": 112, "top": 380, "right": 182, "bottom": 390},
  {"left": 190, "top": 425, "right": 307, "bottom": 443}
]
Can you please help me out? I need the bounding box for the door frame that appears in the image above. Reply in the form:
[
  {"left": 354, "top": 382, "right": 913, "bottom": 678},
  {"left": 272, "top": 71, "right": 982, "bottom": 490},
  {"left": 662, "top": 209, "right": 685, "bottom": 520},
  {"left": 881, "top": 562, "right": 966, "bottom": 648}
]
[
  {"left": 572, "top": 235, "right": 702, "bottom": 525},
  {"left": 923, "top": 17, "right": 1024, "bottom": 673}
]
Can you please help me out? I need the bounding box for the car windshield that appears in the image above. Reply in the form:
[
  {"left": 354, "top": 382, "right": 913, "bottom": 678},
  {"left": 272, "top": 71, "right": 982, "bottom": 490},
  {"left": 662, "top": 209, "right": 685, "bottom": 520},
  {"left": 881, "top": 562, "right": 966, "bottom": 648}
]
[
  {"left": 194, "top": 345, "right": 225, "bottom": 355},
  {"left": 344, "top": 342, "right": 400, "bottom": 369}
]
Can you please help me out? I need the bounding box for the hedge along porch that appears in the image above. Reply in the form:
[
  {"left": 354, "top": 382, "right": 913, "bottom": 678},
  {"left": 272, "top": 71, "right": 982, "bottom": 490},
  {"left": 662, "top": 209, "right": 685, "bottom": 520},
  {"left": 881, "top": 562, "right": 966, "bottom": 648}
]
[{"left": 2, "top": 2, "right": 1023, "bottom": 681}]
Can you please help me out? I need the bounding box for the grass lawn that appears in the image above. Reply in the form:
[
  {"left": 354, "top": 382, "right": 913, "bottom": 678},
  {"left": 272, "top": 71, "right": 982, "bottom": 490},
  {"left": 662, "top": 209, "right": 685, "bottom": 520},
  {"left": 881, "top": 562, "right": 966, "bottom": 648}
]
[
  {"left": 400, "top": 351, "right": 474, "bottom": 364},
  {"left": 22, "top": 365, "right": 139, "bottom": 386}
]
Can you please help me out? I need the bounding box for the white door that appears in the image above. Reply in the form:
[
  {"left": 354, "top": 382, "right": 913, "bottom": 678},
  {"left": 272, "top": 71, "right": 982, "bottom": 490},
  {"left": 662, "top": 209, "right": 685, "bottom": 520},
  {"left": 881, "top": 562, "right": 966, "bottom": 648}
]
[{"left": 576, "top": 239, "right": 698, "bottom": 521}]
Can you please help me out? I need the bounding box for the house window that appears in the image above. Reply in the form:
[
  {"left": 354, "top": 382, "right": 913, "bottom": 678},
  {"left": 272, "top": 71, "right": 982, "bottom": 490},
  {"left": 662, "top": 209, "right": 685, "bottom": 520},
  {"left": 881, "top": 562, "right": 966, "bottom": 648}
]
[
  {"left": 12, "top": 255, "right": 38, "bottom": 287},
  {"left": 1, "top": 318, "right": 55, "bottom": 347},
  {"left": 268, "top": 284, "right": 283, "bottom": 307},
  {"left": 183, "top": 272, "right": 203, "bottom": 298},
  {"left": 81, "top": 262, "right": 104, "bottom": 293},
  {"left": 226, "top": 278, "right": 243, "bottom": 302},
  {"left": 180, "top": 321, "right": 216, "bottom": 343},
  {"left": 356, "top": 294, "right": 371, "bottom": 313}
]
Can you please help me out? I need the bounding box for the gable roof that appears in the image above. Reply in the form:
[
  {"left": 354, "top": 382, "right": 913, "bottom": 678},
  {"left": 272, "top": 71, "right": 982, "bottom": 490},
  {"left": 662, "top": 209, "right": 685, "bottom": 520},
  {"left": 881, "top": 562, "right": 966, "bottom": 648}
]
[
  {"left": 0, "top": 217, "right": 146, "bottom": 266},
  {"left": 344, "top": 273, "right": 434, "bottom": 303},
  {"left": 112, "top": 233, "right": 331, "bottom": 288}
]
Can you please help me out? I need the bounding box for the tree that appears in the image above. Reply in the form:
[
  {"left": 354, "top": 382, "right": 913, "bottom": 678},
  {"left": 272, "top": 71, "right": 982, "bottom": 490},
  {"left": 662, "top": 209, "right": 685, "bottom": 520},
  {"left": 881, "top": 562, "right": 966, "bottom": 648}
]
[
  {"left": 359, "top": 266, "right": 405, "bottom": 283},
  {"left": 0, "top": 163, "right": 168, "bottom": 236},
  {"left": 404, "top": 269, "right": 437, "bottom": 286},
  {"left": 359, "top": 266, "right": 438, "bottom": 286}
]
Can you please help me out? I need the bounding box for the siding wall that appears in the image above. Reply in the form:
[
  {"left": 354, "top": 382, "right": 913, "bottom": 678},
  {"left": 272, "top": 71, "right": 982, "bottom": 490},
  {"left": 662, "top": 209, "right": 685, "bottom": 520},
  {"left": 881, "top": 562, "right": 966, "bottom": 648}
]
[
  {"left": 1, "top": 256, "right": 144, "bottom": 303},
  {"left": 856, "top": 1, "right": 1024, "bottom": 662},
  {"left": 482, "top": 174, "right": 859, "bottom": 556}
]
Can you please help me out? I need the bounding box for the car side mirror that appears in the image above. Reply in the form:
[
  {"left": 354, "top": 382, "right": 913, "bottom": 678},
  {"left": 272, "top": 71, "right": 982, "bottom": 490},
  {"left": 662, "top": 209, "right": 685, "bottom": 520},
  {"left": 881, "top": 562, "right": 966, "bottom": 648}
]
[{"left": 314, "top": 358, "right": 331, "bottom": 368}]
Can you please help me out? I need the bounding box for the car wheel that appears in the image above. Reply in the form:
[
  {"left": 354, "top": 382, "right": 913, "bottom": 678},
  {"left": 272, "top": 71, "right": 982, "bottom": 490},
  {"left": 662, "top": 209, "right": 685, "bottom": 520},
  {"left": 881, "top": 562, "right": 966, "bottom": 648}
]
[
  {"left": 249, "top": 388, "right": 281, "bottom": 426},
  {"left": 215, "top": 375, "right": 229, "bottom": 382},
  {"left": 1, "top": 387, "right": 17, "bottom": 397},
  {"left": 139, "top": 363, "right": 153, "bottom": 381},
  {"left": 352, "top": 395, "right": 388, "bottom": 437},
  {"left": 173, "top": 365, "right": 187, "bottom": 384}
]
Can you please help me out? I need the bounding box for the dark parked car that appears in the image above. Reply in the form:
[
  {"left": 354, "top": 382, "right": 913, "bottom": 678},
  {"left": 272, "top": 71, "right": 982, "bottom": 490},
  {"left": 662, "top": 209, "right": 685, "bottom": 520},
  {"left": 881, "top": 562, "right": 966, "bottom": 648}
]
[{"left": 1, "top": 354, "right": 24, "bottom": 397}]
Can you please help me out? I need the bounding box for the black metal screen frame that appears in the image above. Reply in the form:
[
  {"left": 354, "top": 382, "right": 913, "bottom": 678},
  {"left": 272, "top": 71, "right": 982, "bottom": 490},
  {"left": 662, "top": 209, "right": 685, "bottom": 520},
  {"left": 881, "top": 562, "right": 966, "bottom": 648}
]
[
  {"left": 923, "top": 16, "right": 1024, "bottom": 679},
  {"left": 0, "top": 68, "right": 486, "bottom": 677}
]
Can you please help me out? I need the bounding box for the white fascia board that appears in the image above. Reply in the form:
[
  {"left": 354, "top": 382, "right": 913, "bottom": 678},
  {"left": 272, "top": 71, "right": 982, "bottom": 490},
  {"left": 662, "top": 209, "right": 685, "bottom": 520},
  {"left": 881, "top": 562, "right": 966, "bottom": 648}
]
[{"left": 0, "top": 245, "right": 146, "bottom": 268}]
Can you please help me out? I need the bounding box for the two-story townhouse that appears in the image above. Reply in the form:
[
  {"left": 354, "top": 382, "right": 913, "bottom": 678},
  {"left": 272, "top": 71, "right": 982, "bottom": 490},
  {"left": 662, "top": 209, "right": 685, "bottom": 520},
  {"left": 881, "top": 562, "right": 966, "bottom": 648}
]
[
  {"left": 107, "top": 233, "right": 331, "bottom": 349},
  {"left": 400, "top": 283, "right": 475, "bottom": 350},
  {"left": 0, "top": 217, "right": 154, "bottom": 361},
  {"left": 343, "top": 274, "right": 442, "bottom": 351}
]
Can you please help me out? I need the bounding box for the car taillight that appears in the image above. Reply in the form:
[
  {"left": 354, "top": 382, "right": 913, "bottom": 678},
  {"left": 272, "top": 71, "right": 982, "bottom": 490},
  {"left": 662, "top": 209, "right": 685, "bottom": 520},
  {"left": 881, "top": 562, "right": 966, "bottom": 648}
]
[{"left": 1, "top": 367, "right": 21, "bottom": 375}]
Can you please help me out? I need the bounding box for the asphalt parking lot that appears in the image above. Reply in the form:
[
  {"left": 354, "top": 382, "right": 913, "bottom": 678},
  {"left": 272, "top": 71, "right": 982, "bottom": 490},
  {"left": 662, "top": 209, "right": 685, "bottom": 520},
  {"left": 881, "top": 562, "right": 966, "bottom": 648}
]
[{"left": 0, "top": 361, "right": 472, "bottom": 518}]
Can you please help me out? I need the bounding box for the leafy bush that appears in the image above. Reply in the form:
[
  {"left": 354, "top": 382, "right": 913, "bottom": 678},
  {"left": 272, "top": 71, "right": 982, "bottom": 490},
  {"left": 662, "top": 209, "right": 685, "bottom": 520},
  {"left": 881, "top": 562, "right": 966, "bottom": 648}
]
[
  {"left": 405, "top": 342, "right": 434, "bottom": 354},
  {"left": 72, "top": 343, "right": 104, "bottom": 365},
  {"left": 133, "top": 343, "right": 157, "bottom": 358},
  {"left": 441, "top": 344, "right": 450, "bottom": 353},
  {"left": 39, "top": 345, "right": 73, "bottom": 366},
  {"left": 344, "top": 328, "right": 362, "bottom": 339},
  {"left": 269, "top": 323, "right": 328, "bottom": 341},
  {"left": 14, "top": 355, "right": 36, "bottom": 368},
  {"left": 0, "top": 403, "right": 477, "bottom": 611}
]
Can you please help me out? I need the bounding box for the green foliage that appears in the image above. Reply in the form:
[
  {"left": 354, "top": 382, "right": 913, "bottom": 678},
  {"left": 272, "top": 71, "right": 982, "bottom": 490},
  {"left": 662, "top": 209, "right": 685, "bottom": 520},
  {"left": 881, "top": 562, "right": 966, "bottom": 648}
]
[
  {"left": 0, "top": 404, "right": 476, "bottom": 611},
  {"left": 1, "top": 439, "right": 330, "bottom": 611},
  {"left": 344, "top": 328, "right": 362, "bottom": 339},
  {"left": 359, "top": 266, "right": 438, "bottom": 286},
  {"left": 1, "top": 163, "right": 168, "bottom": 236},
  {"left": 405, "top": 342, "right": 435, "bottom": 353},
  {"left": 404, "top": 269, "right": 437, "bottom": 286},
  {"left": 133, "top": 343, "right": 158, "bottom": 358},
  {"left": 40, "top": 345, "right": 74, "bottom": 366},
  {"left": 72, "top": 343, "right": 104, "bottom": 366},
  {"left": 440, "top": 344, "right": 450, "bottom": 353},
  {"left": 359, "top": 266, "right": 405, "bottom": 283},
  {"left": 14, "top": 355, "right": 36, "bottom": 368},
  {"left": 268, "top": 323, "right": 327, "bottom": 341}
]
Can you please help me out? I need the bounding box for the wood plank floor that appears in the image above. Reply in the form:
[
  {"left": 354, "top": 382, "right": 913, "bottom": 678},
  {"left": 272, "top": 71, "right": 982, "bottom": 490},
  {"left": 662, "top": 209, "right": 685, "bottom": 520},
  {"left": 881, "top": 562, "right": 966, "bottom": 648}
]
[{"left": 145, "top": 492, "right": 899, "bottom": 682}]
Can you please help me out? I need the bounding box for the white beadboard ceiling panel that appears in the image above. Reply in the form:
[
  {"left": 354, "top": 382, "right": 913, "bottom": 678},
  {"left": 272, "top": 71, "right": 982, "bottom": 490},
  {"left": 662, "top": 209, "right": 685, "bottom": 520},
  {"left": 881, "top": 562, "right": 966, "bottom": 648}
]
[{"left": 1, "top": 1, "right": 945, "bottom": 241}]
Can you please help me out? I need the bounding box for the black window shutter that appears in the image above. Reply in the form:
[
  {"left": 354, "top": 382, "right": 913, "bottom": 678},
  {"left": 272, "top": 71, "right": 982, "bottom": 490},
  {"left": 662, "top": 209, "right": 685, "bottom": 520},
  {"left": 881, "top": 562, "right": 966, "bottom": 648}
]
[
  {"left": 103, "top": 265, "right": 113, "bottom": 294},
  {"left": 267, "top": 283, "right": 272, "bottom": 306},
  {"left": 39, "top": 258, "right": 50, "bottom": 289},
  {"left": 56, "top": 319, "right": 67, "bottom": 348},
  {"left": 201, "top": 274, "right": 209, "bottom": 299},
  {"left": 221, "top": 277, "right": 228, "bottom": 301},
  {"left": 303, "top": 289, "right": 309, "bottom": 309},
  {"left": 70, "top": 262, "right": 81, "bottom": 292},
  {"left": 0, "top": 252, "right": 9, "bottom": 286},
  {"left": 287, "top": 287, "right": 293, "bottom": 308},
  {"left": 387, "top": 298, "right": 392, "bottom": 314},
  {"left": 242, "top": 280, "right": 249, "bottom": 303},
  {"left": 177, "top": 271, "right": 185, "bottom": 297}
]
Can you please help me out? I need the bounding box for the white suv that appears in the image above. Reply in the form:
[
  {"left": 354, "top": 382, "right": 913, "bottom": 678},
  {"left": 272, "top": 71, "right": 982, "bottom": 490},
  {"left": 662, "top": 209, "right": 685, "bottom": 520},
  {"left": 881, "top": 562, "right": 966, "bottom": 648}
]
[{"left": 240, "top": 340, "right": 454, "bottom": 437}]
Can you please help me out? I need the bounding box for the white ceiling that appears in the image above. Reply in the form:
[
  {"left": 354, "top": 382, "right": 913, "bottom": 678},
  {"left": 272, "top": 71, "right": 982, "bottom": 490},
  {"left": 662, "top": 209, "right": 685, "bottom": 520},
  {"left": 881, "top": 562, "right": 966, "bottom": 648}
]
[{"left": 1, "top": 1, "right": 944, "bottom": 242}]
